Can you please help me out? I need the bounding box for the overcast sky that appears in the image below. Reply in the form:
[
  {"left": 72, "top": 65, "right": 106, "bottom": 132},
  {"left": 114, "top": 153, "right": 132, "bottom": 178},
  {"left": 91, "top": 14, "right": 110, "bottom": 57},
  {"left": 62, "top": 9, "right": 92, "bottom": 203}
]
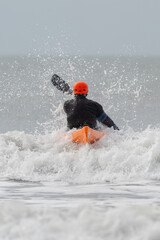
[{"left": 0, "top": 0, "right": 160, "bottom": 56}]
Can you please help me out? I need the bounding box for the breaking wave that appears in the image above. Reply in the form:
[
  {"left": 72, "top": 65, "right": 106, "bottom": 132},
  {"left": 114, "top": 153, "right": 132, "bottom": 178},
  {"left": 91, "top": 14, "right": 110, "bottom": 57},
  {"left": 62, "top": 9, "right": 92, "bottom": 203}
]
[{"left": 0, "top": 127, "right": 160, "bottom": 184}]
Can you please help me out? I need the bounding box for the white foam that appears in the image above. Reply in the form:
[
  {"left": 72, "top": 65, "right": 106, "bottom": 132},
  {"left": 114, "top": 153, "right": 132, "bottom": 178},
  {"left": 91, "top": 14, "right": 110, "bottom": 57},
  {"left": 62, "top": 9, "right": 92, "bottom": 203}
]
[
  {"left": 0, "top": 127, "right": 160, "bottom": 183},
  {"left": 0, "top": 202, "right": 160, "bottom": 240}
]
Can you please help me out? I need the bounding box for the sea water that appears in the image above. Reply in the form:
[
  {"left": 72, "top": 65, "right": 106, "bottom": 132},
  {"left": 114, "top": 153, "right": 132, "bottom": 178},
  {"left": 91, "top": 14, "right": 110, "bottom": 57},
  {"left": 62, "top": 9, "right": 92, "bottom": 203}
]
[{"left": 0, "top": 56, "right": 160, "bottom": 239}]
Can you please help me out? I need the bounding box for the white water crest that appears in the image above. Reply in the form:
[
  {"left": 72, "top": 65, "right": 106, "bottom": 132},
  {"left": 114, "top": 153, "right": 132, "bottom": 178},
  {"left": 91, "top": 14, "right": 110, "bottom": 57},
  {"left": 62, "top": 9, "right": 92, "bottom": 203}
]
[{"left": 0, "top": 127, "right": 160, "bottom": 183}]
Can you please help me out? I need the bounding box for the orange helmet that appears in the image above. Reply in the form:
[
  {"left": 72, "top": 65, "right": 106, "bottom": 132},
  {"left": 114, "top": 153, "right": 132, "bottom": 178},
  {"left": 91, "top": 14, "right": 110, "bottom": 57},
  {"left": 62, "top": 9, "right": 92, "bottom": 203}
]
[{"left": 73, "top": 81, "right": 88, "bottom": 95}]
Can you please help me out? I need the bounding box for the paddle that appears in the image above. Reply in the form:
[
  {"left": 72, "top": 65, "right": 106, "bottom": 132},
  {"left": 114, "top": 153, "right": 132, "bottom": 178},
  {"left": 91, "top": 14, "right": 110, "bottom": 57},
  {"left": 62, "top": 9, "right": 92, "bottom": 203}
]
[{"left": 51, "top": 74, "right": 73, "bottom": 94}]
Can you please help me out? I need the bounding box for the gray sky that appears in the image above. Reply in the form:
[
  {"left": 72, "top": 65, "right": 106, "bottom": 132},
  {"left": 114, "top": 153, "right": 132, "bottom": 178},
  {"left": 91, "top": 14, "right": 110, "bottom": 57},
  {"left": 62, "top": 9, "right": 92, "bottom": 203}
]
[{"left": 0, "top": 0, "right": 160, "bottom": 56}]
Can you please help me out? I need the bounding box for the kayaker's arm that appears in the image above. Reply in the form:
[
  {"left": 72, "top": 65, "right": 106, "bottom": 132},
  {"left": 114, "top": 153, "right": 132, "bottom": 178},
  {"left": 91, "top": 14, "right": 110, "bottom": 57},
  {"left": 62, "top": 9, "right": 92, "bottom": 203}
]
[{"left": 97, "top": 112, "right": 119, "bottom": 130}]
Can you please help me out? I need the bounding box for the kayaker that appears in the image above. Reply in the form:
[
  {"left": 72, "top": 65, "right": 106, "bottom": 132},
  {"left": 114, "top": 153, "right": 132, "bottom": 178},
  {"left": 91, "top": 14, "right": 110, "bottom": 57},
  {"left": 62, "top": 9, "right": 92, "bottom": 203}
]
[{"left": 63, "top": 81, "right": 119, "bottom": 130}]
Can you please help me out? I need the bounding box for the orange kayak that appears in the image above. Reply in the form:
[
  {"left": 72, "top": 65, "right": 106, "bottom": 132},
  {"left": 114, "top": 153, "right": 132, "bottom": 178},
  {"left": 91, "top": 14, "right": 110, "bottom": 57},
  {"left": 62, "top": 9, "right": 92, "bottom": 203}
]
[{"left": 71, "top": 126, "right": 105, "bottom": 144}]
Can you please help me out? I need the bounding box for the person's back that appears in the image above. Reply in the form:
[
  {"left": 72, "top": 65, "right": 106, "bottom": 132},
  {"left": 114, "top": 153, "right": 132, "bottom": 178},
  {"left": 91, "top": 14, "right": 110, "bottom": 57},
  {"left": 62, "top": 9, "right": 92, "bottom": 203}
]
[
  {"left": 63, "top": 81, "right": 119, "bottom": 130},
  {"left": 64, "top": 95, "right": 105, "bottom": 129}
]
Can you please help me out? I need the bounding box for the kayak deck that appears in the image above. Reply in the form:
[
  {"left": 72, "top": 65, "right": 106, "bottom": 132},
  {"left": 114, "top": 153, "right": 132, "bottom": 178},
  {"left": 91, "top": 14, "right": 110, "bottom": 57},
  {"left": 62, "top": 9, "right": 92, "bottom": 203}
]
[{"left": 72, "top": 126, "right": 105, "bottom": 144}]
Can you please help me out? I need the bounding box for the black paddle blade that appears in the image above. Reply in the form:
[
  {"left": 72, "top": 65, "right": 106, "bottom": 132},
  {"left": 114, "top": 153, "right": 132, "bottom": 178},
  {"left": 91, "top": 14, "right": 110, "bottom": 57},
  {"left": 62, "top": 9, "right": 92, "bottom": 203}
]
[{"left": 51, "top": 74, "right": 73, "bottom": 94}]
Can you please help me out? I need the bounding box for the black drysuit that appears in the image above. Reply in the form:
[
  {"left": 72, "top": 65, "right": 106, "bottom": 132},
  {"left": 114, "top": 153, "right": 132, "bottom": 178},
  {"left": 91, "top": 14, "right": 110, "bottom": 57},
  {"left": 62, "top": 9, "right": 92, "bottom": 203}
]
[{"left": 63, "top": 95, "right": 119, "bottom": 130}]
